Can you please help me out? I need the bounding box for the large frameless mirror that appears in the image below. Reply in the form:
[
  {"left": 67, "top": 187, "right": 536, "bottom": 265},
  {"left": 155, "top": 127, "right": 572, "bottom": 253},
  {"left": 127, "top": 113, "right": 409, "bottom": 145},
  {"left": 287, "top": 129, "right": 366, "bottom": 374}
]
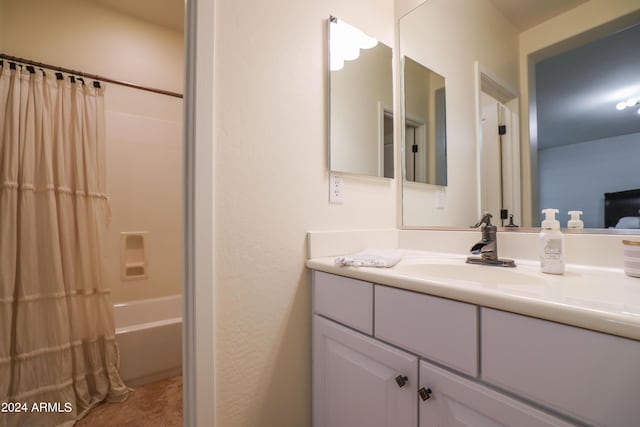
[
  {"left": 400, "top": 0, "right": 640, "bottom": 232},
  {"left": 329, "top": 16, "right": 394, "bottom": 178}
]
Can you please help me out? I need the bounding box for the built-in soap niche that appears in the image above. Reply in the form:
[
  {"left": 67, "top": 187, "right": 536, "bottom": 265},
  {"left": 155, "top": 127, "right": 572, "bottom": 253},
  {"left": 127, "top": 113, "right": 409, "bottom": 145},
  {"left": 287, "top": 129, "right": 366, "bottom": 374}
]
[{"left": 120, "top": 232, "right": 149, "bottom": 281}]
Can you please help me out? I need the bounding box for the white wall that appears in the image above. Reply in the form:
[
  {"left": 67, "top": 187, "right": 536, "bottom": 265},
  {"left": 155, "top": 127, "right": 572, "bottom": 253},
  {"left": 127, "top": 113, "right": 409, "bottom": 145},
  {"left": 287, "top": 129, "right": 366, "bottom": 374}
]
[
  {"left": 400, "top": 0, "right": 519, "bottom": 226},
  {"left": 396, "top": 0, "right": 427, "bottom": 18},
  {"left": 213, "top": 0, "right": 395, "bottom": 425},
  {"left": 480, "top": 92, "right": 501, "bottom": 220},
  {"left": 1, "top": 0, "right": 184, "bottom": 303},
  {"left": 404, "top": 57, "right": 430, "bottom": 183},
  {"left": 538, "top": 132, "right": 640, "bottom": 228},
  {"left": 331, "top": 42, "right": 393, "bottom": 176}
]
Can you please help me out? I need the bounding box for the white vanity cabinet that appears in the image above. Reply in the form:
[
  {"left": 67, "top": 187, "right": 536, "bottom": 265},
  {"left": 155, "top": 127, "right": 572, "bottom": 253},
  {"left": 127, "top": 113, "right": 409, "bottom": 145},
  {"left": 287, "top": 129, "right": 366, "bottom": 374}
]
[
  {"left": 312, "top": 270, "right": 640, "bottom": 427},
  {"left": 313, "top": 316, "right": 418, "bottom": 427},
  {"left": 419, "top": 361, "right": 573, "bottom": 427},
  {"left": 375, "top": 284, "right": 478, "bottom": 376},
  {"left": 313, "top": 272, "right": 417, "bottom": 427},
  {"left": 313, "top": 273, "right": 373, "bottom": 334},
  {"left": 482, "top": 308, "right": 640, "bottom": 427}
]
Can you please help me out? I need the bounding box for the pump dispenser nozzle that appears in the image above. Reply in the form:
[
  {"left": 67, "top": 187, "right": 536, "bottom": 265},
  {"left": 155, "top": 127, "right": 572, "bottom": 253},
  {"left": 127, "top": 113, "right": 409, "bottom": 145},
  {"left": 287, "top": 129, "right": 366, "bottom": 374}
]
[
  {"left": 568, "top": 211, "right": 584, "bottom": 229},
  {"left": 541, "top": 208, "right": 560, "bottom": 230}
]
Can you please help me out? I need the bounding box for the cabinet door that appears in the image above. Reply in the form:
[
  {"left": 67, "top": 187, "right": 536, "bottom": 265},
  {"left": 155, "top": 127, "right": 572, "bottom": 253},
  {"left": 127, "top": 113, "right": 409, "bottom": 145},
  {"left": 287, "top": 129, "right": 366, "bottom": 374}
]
[
  {"left": 419, "top": 361, "right": 572, "bottom": 427},
  {"left": 313, "top": 315, "right": 417, "bottom": 427}
]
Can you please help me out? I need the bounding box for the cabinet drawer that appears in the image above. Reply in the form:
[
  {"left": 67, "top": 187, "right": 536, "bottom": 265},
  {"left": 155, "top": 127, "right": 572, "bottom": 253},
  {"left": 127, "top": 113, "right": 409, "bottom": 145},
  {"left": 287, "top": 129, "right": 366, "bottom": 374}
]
[
  {"left": 375, "top": 285, "right": 478, "bottom": 376},
  {"left": 419, "top": 361, "right": 572, "bottom": 427},
  {"left": 482, "top": 308, "right": 640, "bottom": 427},
  {"left": 313, "top": 271, "right": 373, "bottom": 334}
]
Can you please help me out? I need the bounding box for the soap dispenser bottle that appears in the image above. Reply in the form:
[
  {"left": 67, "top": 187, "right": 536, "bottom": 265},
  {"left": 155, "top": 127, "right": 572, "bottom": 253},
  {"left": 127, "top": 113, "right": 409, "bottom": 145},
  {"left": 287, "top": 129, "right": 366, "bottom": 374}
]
[
  {"left": 567, "top": 211, "right": 584, "bottom": 229},
  {"left": 540, "top": 208, "right": 565, "bottom": 274}
]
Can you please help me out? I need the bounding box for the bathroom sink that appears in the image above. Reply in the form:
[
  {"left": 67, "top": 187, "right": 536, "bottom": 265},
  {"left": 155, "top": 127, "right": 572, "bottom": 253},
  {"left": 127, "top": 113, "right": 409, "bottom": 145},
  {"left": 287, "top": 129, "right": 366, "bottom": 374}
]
[{"left": 394, "top": 263, "right": 541, "bottom": 286}]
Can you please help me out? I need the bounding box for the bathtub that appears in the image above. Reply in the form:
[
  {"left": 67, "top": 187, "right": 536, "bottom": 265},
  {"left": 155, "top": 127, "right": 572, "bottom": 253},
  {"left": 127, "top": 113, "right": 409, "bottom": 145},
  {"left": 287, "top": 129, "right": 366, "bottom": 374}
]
[{"left": 114, "top": 294, "right": 182, "bottom": 387}]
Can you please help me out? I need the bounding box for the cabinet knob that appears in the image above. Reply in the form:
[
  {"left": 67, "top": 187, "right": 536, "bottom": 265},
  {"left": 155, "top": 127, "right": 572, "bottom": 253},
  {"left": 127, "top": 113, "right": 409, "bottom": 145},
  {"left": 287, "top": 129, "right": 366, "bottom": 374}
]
[
  {"left": 395, "top": 375, "right": 409, "bottom": 388},
  {"left": 418, "top": 387, "right": 432, "bottom": 401}
]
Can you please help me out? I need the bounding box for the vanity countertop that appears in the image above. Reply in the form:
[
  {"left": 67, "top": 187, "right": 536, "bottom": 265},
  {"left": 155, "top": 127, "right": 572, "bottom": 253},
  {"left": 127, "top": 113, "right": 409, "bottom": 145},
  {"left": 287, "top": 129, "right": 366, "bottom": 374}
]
[{"left": 307, "top": 251, "right": 640, "bottom": 341}]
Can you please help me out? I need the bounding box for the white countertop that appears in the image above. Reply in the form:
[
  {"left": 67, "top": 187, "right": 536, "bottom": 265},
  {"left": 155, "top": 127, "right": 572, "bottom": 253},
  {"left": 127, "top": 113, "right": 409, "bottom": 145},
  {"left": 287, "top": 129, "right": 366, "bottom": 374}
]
[{"left": 307, "top": 251, "right": 640, "bottom": 341}]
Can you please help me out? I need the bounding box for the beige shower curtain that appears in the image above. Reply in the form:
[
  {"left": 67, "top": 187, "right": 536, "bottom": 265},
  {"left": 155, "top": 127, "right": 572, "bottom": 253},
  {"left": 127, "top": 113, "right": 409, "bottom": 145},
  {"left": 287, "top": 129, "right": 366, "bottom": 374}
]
[{"left": 0, "top": 64, "right": 129, "bottom": 427}]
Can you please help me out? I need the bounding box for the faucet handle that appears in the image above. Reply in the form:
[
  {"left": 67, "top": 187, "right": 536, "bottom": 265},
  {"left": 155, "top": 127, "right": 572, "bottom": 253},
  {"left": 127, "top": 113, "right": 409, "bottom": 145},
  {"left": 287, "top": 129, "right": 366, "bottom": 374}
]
[{"left": 471, "top": 212, "right": 493, "bottom": 228}]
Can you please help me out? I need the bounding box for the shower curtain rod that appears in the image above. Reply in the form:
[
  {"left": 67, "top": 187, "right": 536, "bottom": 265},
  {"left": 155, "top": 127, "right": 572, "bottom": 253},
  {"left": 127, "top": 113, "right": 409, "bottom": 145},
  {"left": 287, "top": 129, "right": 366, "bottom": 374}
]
[{"left": 0, "top": 53, "right": 183, "bottom": 99}]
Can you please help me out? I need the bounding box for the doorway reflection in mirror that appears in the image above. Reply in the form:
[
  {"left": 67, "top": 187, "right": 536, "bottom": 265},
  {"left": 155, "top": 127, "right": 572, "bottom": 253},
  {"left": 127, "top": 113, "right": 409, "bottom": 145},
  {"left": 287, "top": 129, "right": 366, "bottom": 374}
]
[{"left": 403, "top": 56, "right": 447, "bottom": 186}]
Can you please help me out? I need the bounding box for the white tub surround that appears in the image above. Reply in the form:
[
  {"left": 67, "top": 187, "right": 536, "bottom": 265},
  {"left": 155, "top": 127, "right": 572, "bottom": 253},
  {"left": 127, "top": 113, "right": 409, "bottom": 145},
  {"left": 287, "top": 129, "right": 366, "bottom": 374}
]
[{"left": 114, "top": 295, "right": 182, "bottom": 386}]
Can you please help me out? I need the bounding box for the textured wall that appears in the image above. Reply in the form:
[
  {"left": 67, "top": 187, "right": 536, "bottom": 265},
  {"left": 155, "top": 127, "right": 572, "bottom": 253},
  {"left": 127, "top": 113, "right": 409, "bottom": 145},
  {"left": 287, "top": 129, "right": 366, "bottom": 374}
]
[
  {"left": 213, "top": 0, "right": 395, "bottom": 425},
  {"left": 538, "top": 132, "right": 640, "bottom": 228},
  {"left": 1, "top": 0, "right": 184, "bottom": 302}
]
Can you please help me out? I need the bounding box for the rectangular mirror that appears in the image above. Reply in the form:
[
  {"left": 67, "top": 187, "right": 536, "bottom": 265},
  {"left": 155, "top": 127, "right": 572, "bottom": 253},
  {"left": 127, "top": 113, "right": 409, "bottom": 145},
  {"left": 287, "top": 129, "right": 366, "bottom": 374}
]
[
  {"left": 329, "top": 16, "right": 394, "bottom": 178},
  {"left": 400, "top": 0, "right": 640, "bottom": 233},
  {"left": 400, "top": 0, "right": 519, "bottom": 227},
  {"left": 403, "top": 56, "right": 447, "bottom": 186}
]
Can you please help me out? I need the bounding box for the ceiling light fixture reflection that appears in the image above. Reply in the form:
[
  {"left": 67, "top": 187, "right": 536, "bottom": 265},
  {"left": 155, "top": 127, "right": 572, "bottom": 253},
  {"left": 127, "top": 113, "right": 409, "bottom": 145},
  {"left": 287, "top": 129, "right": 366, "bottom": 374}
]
[
  {"left": 330, "top": 18, "right": 379, "bottom": 72},
  {"left": 615, "top": 96, "right": 640, "bottom": 111}
]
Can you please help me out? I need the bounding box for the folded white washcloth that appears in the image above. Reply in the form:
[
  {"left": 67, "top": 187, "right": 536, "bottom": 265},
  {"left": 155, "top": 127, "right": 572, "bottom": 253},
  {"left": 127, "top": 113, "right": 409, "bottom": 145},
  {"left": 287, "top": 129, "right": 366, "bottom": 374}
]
[{"left": 334, "top": 248, "right": 403, "bottom": 268}]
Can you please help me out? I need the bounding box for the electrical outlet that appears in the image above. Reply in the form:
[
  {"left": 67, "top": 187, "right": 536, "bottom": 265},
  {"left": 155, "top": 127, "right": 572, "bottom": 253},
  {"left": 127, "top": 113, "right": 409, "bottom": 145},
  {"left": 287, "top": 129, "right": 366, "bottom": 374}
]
[
  {"left": 329, "top": 174, "right": 344, "bottom": 204},
  {"left": 435, "top": 189, "right": 445, "bottom": 209}
]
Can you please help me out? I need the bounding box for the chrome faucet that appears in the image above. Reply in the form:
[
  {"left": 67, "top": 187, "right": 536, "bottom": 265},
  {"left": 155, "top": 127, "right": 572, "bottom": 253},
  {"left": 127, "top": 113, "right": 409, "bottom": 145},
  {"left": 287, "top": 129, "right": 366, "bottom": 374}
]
[{"left": 466, "top": 213, "right": 516, "bottom": 267}]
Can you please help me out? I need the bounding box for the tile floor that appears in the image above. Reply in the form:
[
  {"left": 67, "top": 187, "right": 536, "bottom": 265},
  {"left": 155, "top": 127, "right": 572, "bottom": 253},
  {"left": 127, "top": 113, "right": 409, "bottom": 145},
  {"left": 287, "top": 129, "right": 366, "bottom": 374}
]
[{"left": 76, "top": 376, "right": 183, "bottom": 426}]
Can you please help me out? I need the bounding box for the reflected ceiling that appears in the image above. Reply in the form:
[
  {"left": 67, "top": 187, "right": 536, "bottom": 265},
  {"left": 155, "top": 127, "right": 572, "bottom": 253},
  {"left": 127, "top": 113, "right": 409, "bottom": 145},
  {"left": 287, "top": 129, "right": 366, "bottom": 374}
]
[
  {"left": 536, "top": 23, "right": 640, "bottom": 149},
  {"left": 489, "top": 0, "right": 588, "bottom": 31},
  {"left": 91, "top": 0, "right": 184, "bottom": 31}
]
